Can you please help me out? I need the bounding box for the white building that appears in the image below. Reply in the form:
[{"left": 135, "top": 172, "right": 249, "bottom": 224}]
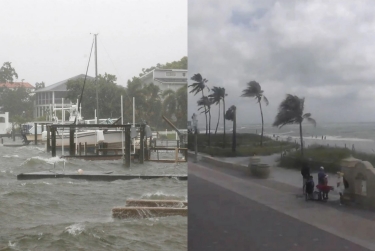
[
  {"left": 0, "top": 112, "right": 11, "bottom": 135},
  {"left": 34, "top": 74, "right": 94, "bottom": 118},
  {"left": 139, "top": 69, "right": 187, "bottom": 94}
]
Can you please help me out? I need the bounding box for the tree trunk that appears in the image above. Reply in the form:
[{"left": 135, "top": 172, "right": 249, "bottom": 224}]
[
  {"left": 223, "top": 99, "right": 226, "bottom": 148},
  {"left": 232, "top": 108, "right": 236, "bottom": 153},
  {"left": 208, "top": 110, "right": 211, "bottom": 147},
  {"left": 299, "top": 122, "right": 304, "bottom": 156},
  {"left": 259, "top": 100, "right": 264, "bottom": 147},
  {"left": 215, "top": 102, "right": 220, "bottom": 134},
  {"left": 201, "top": 90, "right": 208, "bottom": 135}
]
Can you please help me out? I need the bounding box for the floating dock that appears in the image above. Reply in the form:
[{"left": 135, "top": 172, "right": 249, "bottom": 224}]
[
  {"left": 17, "top": 171, "right": 188, "bottom": 181},
  {"left": 112, "top": 199, "right": 188, "bottom": 219}
]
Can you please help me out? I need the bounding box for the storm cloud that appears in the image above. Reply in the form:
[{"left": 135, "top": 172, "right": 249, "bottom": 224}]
[{"left": 188, "top": 0, "right": 375, "bottom": 126}]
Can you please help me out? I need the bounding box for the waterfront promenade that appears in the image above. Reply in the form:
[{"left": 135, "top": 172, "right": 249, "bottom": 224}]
[{"left": 188, "top": 152, "right": 375, "bottom": 251}]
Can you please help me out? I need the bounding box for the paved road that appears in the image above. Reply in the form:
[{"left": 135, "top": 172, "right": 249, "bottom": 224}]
[{"left": 188, "top": 172, "right": 371, "bottom": 251}]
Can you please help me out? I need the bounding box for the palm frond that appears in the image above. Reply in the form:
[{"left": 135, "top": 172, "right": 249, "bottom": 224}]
[
  {"left": 241, "top": 81, "right": 262, "bottom": 98},
  {"left": 263, "top": 95, "right": 269, "bottom": 106},
  {"left": 306, "top": 117, "right": 316, "bottom": 127},
  {"left": 302, "top": 113, "right": 311, "bottom": 118}
]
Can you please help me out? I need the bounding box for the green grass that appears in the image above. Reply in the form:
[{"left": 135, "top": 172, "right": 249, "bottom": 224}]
[
  {"left": 279, "top": 144, "right": 375, "bottom": 173},
  {"left": 188, "top": 133, "right": 298, "bottom": 157}
]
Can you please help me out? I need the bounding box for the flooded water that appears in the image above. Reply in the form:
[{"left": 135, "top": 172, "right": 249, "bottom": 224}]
[{"left": 0, "top": 138, "right": 187, "bottom": 250}]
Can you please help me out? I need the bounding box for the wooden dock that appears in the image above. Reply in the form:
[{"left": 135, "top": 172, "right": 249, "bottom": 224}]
[
  {"left": 113, "top": 199, "right": 188, "bottom": 219},
  {"left": 17, "top": 171, "right": 188, "bottom": 181}
]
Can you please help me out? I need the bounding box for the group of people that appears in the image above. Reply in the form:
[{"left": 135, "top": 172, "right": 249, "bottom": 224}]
[{"left": 301, "top": 161, "right": 347, "bottom": 202}]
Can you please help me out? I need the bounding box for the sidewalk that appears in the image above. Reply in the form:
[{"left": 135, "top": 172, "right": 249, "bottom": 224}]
[
  {"left": 192, "top": 152, "right": 340, "bottom": 197},
  {"left": 189, "top": 151, "right": 375, "bottom": 250}
]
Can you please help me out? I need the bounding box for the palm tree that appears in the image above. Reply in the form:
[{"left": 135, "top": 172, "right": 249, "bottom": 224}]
[
  {"left": 208, "top": 87, "right": 222, "bottom": 134},
  {"left": 161, "top": 89, "right": 177, "bottom": 121},
  {"left": 197, "top": 96, "right": 212, "bottom": 146},
  {"left": 225, "top": 105, "right": 236, "bottom": 152},
  {"left": 272, "top": 94, "right": 316, "bottom": 156},
  {"left": 175, "top": 85, "right": 188, "bottom": 129},
  {"left": 241, "top": 81, "right": 268, "bottom": 147},
  {"left": 189, "top": 73, "right": 209, "bottom": 134},
  {"left": 221, "top": 88, "right": 227, "bottom": 148}
]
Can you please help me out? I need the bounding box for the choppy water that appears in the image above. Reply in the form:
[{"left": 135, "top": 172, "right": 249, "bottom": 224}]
[
  {"left": 0, "top": 138, "right": 187, "bottom": 250},
  {"left": 202, "top": 122, "right": 375, "bottom": 154}
]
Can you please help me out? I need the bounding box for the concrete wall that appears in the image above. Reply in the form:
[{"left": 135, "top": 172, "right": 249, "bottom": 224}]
[{"left": 340, "top": 157, "right": 375, "bottom": 209}]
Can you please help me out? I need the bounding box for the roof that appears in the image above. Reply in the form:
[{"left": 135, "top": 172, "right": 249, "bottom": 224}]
[
  {"left": 0, "top": 82, "right": 34, "bottom": 88},
  {"left": 139, "top": 68, "right": 188, "bottom": 80},
  {"left": 35, "top": 74, "right": 95, "bottom": 93},
  {"left": 154, "top": 78, "right": 187, "bottom": 83}
]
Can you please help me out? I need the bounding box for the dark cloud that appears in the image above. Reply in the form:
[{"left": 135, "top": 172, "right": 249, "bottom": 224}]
[{"left": 189, "top": 0, "right": 375, "bottom": 126}]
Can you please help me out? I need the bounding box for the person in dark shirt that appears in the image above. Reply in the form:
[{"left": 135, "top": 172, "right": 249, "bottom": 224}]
[{"left": 301, "top": 162, "right": 310, "bottom": 194}]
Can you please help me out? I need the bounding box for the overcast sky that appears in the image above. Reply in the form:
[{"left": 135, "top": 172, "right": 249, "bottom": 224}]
[
  {"left": 1, "top": 0, "right": 187, "bottom": 87},
  {"left": 188, "top": 0, "right": 375, "bottom": 125}
]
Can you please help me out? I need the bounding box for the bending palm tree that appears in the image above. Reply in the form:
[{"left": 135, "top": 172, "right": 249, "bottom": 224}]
[
  {"left": 225, "top": 105, "right": 236, "bottom": 153},
  {"left": 189, "top": 73, "right": 209, "bottom": 134},
  {"left": 208, "top": 87, "right": 222, "bottom": 134},
  {"left": 241, "top": 81, "right": 268, "bottom": 146},
  {"left": 272, "top": 94, "right": 316, "bottom": 156},
  {"left": 197, "top": 96, "right": 212, "bottom": 146},
  {"left": 161, "top": 89, "right": 177, "bottom": 120}
]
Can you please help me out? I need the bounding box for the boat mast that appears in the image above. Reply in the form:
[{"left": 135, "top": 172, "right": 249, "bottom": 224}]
[{"left": 94, "top": 34, "right": 99, "bottom": 124}]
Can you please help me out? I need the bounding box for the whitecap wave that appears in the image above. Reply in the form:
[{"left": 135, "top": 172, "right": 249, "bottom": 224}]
[
  {"left": 140, "top": 191, "right": 185, "bottom": 200},
  {"left": 65, "top": 223, "right": 85, "bottom": 236},
  {"left": 2, "top": 155, "right": 19, "bottom": 158}
]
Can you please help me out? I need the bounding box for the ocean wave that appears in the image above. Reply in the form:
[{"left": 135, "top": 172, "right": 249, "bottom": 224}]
[
  {"left": 2, "top": 154, "right": 19, "bottom": 158},
  {"left": 64, "top": 223, "right": 85, "bottom": 236},
  {"left": 140, "top": 191, "right": 186, "bottom": 201},
  {"left": 20, "top": 156, "right": 66, "bottom": 167}
]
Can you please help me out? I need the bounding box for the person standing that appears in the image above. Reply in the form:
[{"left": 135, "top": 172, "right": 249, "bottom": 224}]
[
  {"left": 301, "top": 161, "right": 310, "bottom": 194},
  {"left": 337, "top": 172, "right": 346, "bottom": 205}
]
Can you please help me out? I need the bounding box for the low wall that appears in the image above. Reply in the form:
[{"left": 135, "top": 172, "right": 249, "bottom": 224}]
[
  {"left": 188, "top": 151, "right": 247, "bottom": 172},
  {"left": 340, "top": 157, "right": 375, "bottom": 210}
]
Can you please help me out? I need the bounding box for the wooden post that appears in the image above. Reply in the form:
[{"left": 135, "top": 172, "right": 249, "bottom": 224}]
[
  {"left": 125, "top": 126, "right": 131, "bottom": 167},
  {"left": 51, "top": 127, "right": 56, "bottom": 157},
  {"left": 103, "top": 142, "right": 108, "bottom": 155},
  {"left": 12, "top": 123, "right": 15, "bottom": 141},
  {"left": 79, "top": 142, "right": 82, "bottom": 156},
  {"left": 84, "top": 142, "right": 87, "bottom": 155},
  {"left": 69, "top": 128, "right": 75, "bottom": 156},
  {"left": 46, "top": 125, "right": 51, "bottom": 153},
  {"left": 140, "top": 124, "right": 145, "bottom": 164},
  {"left": 175, "top": 147, "right": 178, "bottom": 163},
  {"left": 34, "top": 123, "right": 37, "bottom": 145}
]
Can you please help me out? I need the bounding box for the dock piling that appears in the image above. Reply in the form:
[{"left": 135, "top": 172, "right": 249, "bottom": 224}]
[
  {"left": 34, "top": 123, "right": 37, "bottom": 145},
  {"left": 125, "top": 126, "right": 131, "bottom": 167},
  {"left": 46, "top": 125, "right": 51, "bottom": 152}
]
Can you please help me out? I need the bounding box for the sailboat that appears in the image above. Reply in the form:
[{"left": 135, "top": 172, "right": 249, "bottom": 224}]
[{"left": 37, "top": 34, "right": 152, "bottom": 151}]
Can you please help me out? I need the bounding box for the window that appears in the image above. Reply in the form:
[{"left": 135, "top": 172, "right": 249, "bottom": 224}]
[
  {"left": 0, "top": 117, "right": 4, "bottom": 123},
  {"left": 182, "top": 73, "right": 186, "bottom": 77},
  {"left": 166, "top": 72, "right": 176, "bottom": 76}
]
